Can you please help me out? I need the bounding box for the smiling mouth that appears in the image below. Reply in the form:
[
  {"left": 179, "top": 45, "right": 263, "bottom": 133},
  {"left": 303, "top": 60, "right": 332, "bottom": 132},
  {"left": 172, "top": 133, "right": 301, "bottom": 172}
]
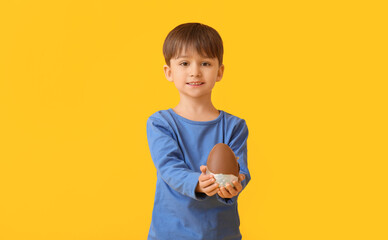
[{"left": 187, "top": 82, "right": 204, "bottom": 86}]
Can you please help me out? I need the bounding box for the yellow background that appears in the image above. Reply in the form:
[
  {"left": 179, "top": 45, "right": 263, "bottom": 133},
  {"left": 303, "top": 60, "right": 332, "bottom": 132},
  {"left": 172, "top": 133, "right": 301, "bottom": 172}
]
[{"left": 1, "top": 0, "right": 387, "bottom": 239}]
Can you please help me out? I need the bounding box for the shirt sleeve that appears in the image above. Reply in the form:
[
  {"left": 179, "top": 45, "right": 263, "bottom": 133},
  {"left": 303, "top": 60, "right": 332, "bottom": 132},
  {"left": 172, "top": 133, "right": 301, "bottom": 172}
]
[
  {"left": 146, "top": 116, "right": 207, "bottom": 201},
  {"left": 216, "top": 118, "right": 250, "bottom": 205}
]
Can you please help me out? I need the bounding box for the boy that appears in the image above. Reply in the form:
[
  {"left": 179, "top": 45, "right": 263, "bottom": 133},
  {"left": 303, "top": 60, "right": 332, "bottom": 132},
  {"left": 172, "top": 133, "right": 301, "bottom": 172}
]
[{"left": 146, "top": 22, "right": 250, "bottom": 240}]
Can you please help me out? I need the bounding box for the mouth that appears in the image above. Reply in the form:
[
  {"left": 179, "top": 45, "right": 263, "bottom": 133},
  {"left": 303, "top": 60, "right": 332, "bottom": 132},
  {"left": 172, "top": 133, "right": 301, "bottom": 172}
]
[{"left": 186, "top": 82, "right": 205, "bottom": 86}]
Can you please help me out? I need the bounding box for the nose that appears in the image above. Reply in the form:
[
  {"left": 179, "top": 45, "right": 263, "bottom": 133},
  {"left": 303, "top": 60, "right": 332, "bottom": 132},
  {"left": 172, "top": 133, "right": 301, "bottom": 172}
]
[{"left": 189, "top": 63, "right": 201, "bottom": 77}]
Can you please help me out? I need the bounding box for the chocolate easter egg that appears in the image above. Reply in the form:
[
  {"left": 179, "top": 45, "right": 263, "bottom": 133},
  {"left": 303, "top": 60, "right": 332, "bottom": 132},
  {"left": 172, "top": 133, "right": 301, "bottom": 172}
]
[{"left": 206, "top": 143, "right": 240, "bottom": 177}]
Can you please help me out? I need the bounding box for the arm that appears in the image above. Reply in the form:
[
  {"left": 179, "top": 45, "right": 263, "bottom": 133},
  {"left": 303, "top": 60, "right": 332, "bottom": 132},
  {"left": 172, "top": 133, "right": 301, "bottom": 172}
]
[
  {"left": 216, "top": 119, "right": 250, "bottom": 205},
  {"left": 146, "top": 117, "right": 206, "bottom": 200}
]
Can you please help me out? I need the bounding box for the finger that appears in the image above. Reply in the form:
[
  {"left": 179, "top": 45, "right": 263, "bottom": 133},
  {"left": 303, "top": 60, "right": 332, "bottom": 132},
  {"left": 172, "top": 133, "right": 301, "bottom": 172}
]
[
  {"left": 217, "top": 190, "right": 224, "bottom": 198},
  {"left": 204, "top": 182, "right": 219, "bottom": 192},
  {"left": 200, "top": 165, "right": 207, "bottom": 174},
  {"left": 233, "top": 180, "right": 243, "bottom": 193},
  {"left": 199, "top": 173, "right": 213, "bottom": 182},
  {"left": 201, "top": 177, "right": 216, "bottom": 188},
  {"left": 206, "top": 186, "right": 219, "bottom": 196},
  {"left": 239, "top": 174, "right": 245, "bottom": 182},
  {"left": 225, "top": 183, "right": 238, "bottom": 196},
  {"left": 220, "top": 186, "right": 232, "bottom": 198}
]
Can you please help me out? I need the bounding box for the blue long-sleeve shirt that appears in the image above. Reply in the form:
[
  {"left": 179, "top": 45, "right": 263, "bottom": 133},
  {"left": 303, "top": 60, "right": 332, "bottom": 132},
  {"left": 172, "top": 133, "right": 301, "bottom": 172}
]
[{"left": 146, "top": 108, "right": 250, "bottom": 240}]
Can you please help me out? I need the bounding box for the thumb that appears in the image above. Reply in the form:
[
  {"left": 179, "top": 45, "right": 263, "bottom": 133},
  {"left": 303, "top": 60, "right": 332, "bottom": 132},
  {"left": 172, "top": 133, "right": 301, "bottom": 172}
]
[
  {"left": 239, "top": 174, "right": 246, "bottom": 182},
  {"left": 200, "top": 165, "right": 207, "bottom": 174}
]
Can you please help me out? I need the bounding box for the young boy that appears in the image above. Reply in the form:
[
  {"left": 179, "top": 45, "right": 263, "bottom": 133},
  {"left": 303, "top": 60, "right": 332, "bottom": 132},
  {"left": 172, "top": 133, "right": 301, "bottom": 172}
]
[{"left": 146, "top": 22, "right": 251, "bottom": 240}]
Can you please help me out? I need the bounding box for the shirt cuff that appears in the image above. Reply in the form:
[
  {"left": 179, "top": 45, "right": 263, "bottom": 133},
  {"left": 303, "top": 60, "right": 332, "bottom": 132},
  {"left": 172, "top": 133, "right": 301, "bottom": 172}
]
[{"left": 189, "top": 172, "right": 208, "bottom": 201}]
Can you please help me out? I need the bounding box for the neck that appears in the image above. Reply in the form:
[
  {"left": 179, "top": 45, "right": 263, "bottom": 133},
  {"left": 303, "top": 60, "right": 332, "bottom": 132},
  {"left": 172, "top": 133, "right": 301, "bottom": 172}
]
[{"left": 175, "top": 93, "right": 217, "bottom": 114}]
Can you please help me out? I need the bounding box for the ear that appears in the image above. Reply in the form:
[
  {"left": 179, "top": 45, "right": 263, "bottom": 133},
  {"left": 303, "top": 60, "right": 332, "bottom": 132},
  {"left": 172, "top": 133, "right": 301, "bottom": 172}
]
[
  {"left": 163, "top": 64, "right": 173, "bottom": 82},
  {"left": 216, "top": 64, "right": 224, "bottom": 82}
]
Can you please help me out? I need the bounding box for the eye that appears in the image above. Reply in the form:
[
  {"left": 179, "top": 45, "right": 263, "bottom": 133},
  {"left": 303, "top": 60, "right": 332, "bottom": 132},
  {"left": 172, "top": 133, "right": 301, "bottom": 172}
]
[
  {"left": 179, "top": 62, "right": 188, "bottom": 66},
  {"left": 202, "top": 62, "right": 211, "bottom": 66}
]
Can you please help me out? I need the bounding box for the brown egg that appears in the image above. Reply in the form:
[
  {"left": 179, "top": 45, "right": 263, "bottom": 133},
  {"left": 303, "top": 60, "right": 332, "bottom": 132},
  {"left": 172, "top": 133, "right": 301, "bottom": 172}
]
[{"left": 206, "top": 143, "right": 240, "bottom": 177}]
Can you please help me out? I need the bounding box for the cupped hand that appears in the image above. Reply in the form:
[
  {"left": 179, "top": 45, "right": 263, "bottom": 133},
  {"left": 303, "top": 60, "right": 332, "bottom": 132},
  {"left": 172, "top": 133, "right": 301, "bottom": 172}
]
[
  {"left": 217, "top": 174, "right": 245, "bottom": 199},
  {"left": 195, "top": 165, "right": 219, "bottom": 196}
]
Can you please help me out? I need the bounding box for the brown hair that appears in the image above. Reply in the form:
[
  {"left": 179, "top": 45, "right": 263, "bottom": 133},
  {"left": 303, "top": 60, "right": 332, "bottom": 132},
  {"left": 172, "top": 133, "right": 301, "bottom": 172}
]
[{"left": 163, "top": 22, "right": 224, "bottom": 67}]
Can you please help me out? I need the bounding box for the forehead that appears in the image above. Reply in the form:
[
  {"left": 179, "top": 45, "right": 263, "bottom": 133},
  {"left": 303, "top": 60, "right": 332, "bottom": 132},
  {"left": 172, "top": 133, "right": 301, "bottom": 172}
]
[{"left": 174, "top": 47, "right": 213, "bottom": 60}]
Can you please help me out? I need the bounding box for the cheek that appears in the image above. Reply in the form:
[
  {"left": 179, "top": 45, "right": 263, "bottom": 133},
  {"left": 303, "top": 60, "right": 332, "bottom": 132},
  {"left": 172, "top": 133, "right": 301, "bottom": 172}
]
[
  {"left": 172, "top": 71, "right": 185, "bottom": 79},
  {"left": 208, "top": 71, "right": 219, "bottom": 82},
  {"left": 206, "top": 70, "right": 219, "bottom": 78}
]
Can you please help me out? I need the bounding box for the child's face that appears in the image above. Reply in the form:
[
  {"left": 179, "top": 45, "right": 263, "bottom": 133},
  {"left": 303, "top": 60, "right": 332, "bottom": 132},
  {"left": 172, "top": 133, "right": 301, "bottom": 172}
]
[{"left": 163, "top": 47, "right": 224, "bottom": 99}]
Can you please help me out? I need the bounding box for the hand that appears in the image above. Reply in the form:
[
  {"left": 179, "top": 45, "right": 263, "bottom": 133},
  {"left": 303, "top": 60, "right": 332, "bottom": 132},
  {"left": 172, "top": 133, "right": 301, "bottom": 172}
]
[
  {"left": 195, "top": 165, "right": 219, "bottom": 196},
  {"left": 217, "top": 174, "right": 245, "bottom": 199}
]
